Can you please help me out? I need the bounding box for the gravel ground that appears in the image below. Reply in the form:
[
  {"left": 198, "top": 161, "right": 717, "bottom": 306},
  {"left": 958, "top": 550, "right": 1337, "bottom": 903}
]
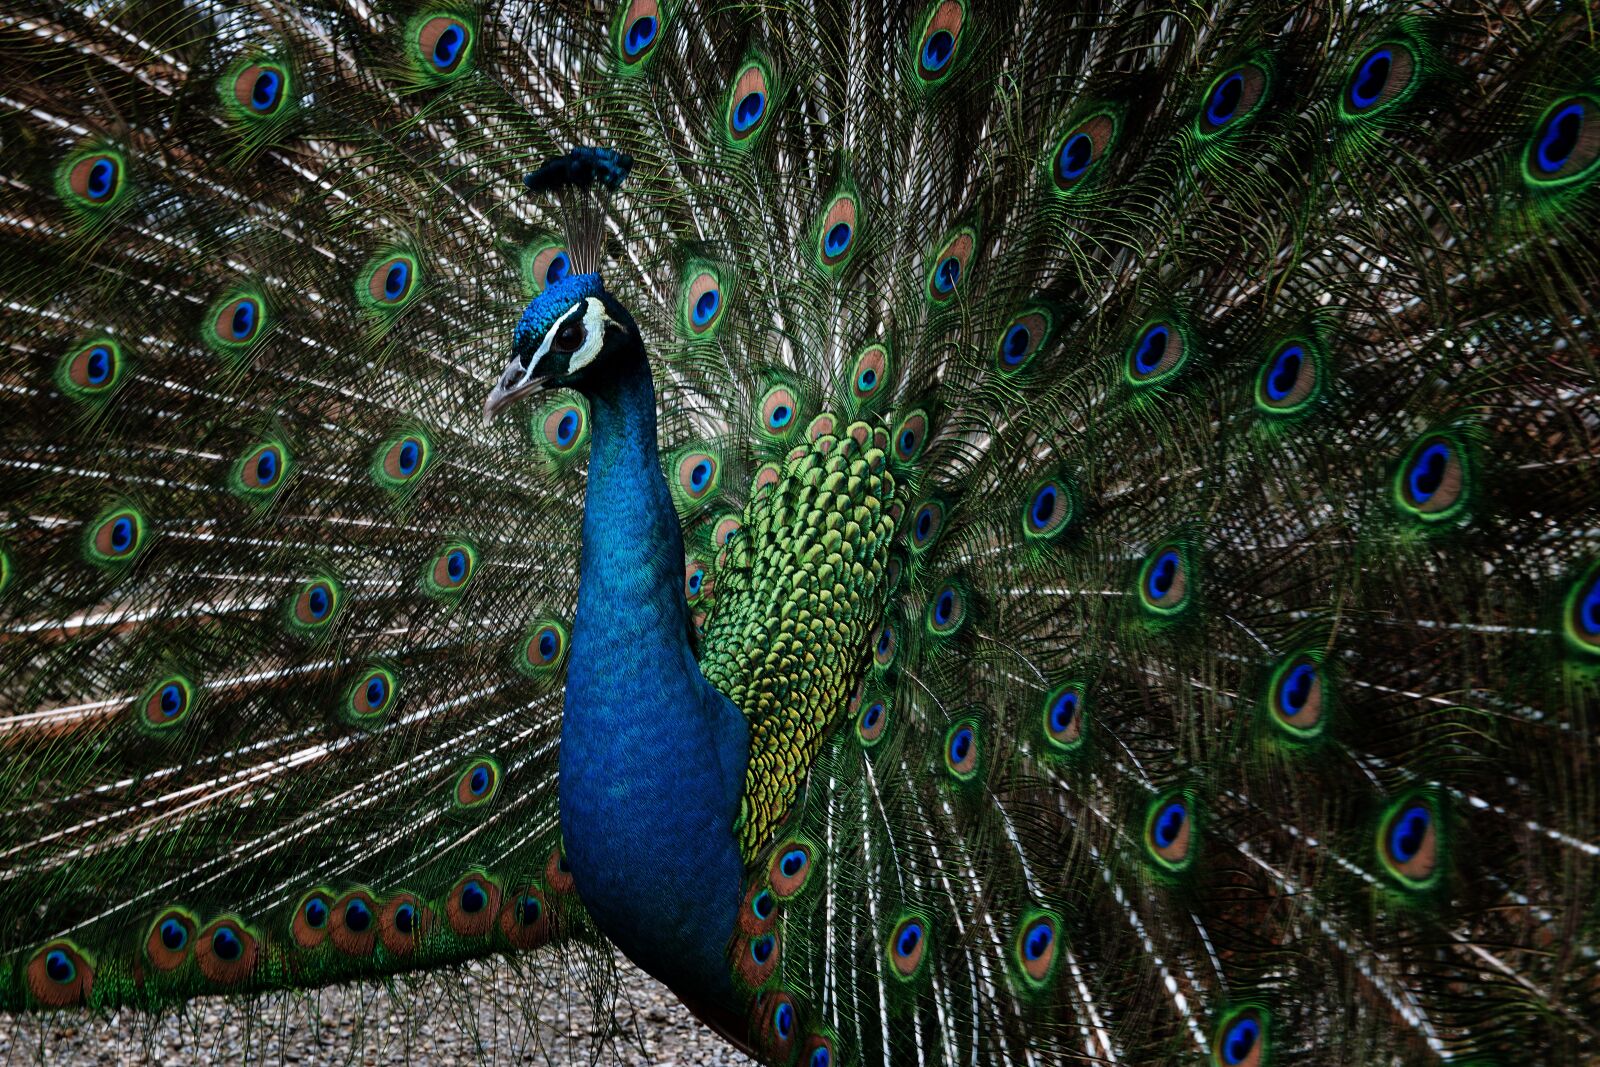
[{"left": 0, "top": 955, "right": 754, "bottom": 1066}]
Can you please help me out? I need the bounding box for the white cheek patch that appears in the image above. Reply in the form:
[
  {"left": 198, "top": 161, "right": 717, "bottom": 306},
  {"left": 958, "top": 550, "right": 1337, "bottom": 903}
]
[{"left": 565, "top": 297, "right": 610, "bottom": 374}]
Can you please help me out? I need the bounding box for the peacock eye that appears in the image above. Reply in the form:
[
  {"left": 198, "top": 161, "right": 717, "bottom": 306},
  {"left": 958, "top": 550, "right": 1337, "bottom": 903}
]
[{"left": 554, "top": 320, "right": 585, "bottom": 352}]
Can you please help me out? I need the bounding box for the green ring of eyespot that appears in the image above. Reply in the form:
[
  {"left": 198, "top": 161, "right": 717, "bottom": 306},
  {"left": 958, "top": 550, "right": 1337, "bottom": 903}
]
[{"left": 56, "top": 146, "right": 130, "bottom": 212}]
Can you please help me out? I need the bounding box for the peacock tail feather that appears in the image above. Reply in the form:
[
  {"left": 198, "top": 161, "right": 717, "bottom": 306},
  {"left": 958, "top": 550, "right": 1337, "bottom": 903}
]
[{"left": 3, "top": 1, "right": 1599, "bottom": 1064}]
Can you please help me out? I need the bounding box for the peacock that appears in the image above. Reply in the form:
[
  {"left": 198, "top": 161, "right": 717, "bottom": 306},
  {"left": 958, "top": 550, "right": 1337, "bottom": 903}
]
[{"left": 2, "top": 0, "right": 1598, "bottom": 1064}]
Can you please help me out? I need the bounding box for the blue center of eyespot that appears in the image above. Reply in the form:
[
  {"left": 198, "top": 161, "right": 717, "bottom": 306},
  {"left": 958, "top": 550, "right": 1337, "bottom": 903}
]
[
  {"left": 394, "top": 903, "right": 416, "bottom": 934},
  {"left": 556, "top": 410, "right": 579, "bottom": 445},
  {"left": 811, "top": 1047, "right": 830, "bottom": 1067},
  {"left": 159, "top": 684, "right": 184, "bottom": 717},
  {"left": 624, "top": 15, "right": 658, "bottom": 57},
  {"left": 733, "top": 90, "right": 766, "bottom": 132},
  {"left": 538, "top": 630, "right": 557, "bottom": 660},
  {"left": 1154, "top": 802, "right": 1186, "bottom": 848},
  {"left": 231, "top": 300, "right": 256, "bottom": 339},
  {"left": 397, "top": 439, "right": 420, "bottom": 475},
  {"left": 751, "top": 934, "right": 775, "bottom": 964},
  {"left": 255, "top": 449, "right": 279, "bottom": 485},
  {"left": 824, "top": 221, "right": 852, "bottom": 258},
  {"left": 689, "top": 461, "right": 712, "bottom": 491},
  {"left": 1024, "top": 922, "right": 1053, "bottom": 961},
  {"left": 1058, "top": 131, "right": 1093, "bottom": 179},
  {"left": 86, "top": 346, "right": 112, "bottom": 384},
  {"left": 365, "top": 676, "right": 387, "bottom": 708},
  {"left": 922, "top": 29, "right": 954, "bottom": 71},
  {"left": 460, "top": 880, "right": 487, "bottom": 913},
  {"left": 307, "top": 585, "right": 330, "bottom": 619},
  {"left": 857, "top": 367, "right": 877, "bottom": 390},
  {"left": 546, "top": 252, "right": 571, "bottom": 286},
  {"left": 863, "top": 702, "right": 884, "bottom": 728},
  {"left": 1580, "top": 577, "right": 1600, "bottom": 635},
  {"left": 770, "top": 404, "right": 792, "bottom": 428},
  {"left": 915, "top": 508, "right": 933, "bottom": 541},
  {"left": 1265, "top": 345, "right": 1304, "bottom": 401},
  {"left": 693, "top": 288, "right": 720, "bottom": 325},
  {"left": 384, "top": 261, "right": 409, "bottom": 301},
  {"left": 1222, "top": 1018, "right": 1260, "bottom": 1064},
  {"left": 687, "top": 569, "right": 704, "bottom": 595},
  {"left": 1134, "top": 326, "right": 1169, "bottom": 374},
  {"left": 110, "top": 516, "right": 134, "bottom": 553},
  {"left": 774, "top": 1001, "right": 794, "bottom": 1038},
  {"left": 1050, "top": 691, "right": 1078, "bottom": 732},
  {"left": 212, "top": 926, "right": 242, "bottom": 961},
  {"left": 899, "top": 428, "right": 916, "bottom": 453},
  {"left": 1537, "top": 102, "right": 1585, "bottom": 173},
  {"left": 876, "top": 626, "right": 893, "bottom": 655},
  {"left": 934, "top": 589, "right": 956, "bottom": 626},
  {"left": 446, "top": 549, "right": 467, "bottom": 582},
  {"left": 935, "top": 256, "right": 961, "bottom": 293},
  {"left": 1147, "top": 551, "right": 1180, "bottom": 599},
  {"left": 1389, "top": 805, "right": 1430, "bottom": 862},
  {"left": 1349, "top": 48, "right": 1392, "bottom": 110},
  {"left": 470, "top": 766, "right": 490, "bottom": 795},
  {"left": 1407, "top": 442, "right": 1451, "bottom": 502},
  {"left": 896, "top": 923, "right": 923, "bottom": 957},
  {"left": 251, "top": 69, "right": 281, "bottom": 111},
  {"left": 44, "top": 950, "right": 74, "bottom": 983},
  {"left": 1001, "top": 323, "right": 1031, "bottom": 364},
  {"left": 780, "top": 849, "right": 807, "bottom": 877},
  {"left": 1031, "top": 485, "right": 1058, "bottom": 529},
  {"left": 518, "top": 895, "right": 541, "bottom": 925},
  {"left": 1207, "top": 72, "right": 1245, "bottom": 126},
  {"left": 753, "top": 889, "right": 774, "bottom": 919},
  {"left": 87, "top": 158, "right": 116, "bottom": 199},
  {"left": 160, "top": 919, "right": 187, "bottom": 951},
  {"left": 949, "top": 727, "right": 973, "bottom": 763},
  {"left": 1279, "top": 663, "right": 1315, "bottom": 716},
  {"left": 304, "top": 898, "right": 328, "bottom": 928},
  {"left": 433, "top": 23, "right": 465, "bottom": 68},
  {"left": 345, "top": 899, "right": 372, "bottom": 932}
]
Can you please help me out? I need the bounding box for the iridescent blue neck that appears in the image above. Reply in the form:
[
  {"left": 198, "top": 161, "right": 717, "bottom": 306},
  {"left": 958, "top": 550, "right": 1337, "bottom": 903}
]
[{"left": 558, "top": 345, "right": 749, "bottom": 1004}]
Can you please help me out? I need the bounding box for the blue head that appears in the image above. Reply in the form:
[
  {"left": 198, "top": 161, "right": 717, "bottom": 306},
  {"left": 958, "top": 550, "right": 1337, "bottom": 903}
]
[{"left": 483, "top": 272, "right": 640, "bottom": 424}]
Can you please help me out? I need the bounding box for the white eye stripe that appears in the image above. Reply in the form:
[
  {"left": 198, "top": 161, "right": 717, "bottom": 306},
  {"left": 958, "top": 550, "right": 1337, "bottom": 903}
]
[{"left": 564, "top": 297, "right": 611, "bottom": 374}]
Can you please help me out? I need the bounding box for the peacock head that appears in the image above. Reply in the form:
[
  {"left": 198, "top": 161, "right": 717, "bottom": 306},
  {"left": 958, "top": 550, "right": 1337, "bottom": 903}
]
[{"left": 483, "top": 271, "right": 639, "bottom": 424}]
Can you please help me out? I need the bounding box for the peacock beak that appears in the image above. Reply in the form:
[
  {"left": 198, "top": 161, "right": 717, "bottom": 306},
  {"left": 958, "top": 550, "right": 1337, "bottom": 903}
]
[{"left": 482, "top": 364, "right": 553, "bottom": 426}]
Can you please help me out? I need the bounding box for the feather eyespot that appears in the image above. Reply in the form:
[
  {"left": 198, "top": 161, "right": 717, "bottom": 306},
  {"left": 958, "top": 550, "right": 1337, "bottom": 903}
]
[
  {"left": 759, "top": 386, "right": 800, "bottom": 437},
  {"left": 64, "top": 151, "right": 123, "bottom": 206},
  {"left": 140, "top": 675, "right": 195, "bottom": 730},
  {"left": 871, "top": 622, "right": 896, "bottom": 667},
  {"left": 818, "top": 193, "right": 858, "bottom": 267},
  {"left": 1341, "top": 42, "right": 1417, "bottom": 119},
  {"left": 727, "top": 61, "right": 771, "bottom": 141},
  {"left": 27, "top": 942, "right": 92, "bottom": 1007},
  {"left": 539, "top": 399, "right": 587, "bottom": 455},
  {"left": 677, "top": 452, "right": 721, "bottom": 500},
  {"left": 1139, "top": 544, "right": 1192, "bottom": 615},
  {"left": 1268, "top": 656, "right": 1324, "bottom": 737},
  {"left": 802, "top": 1035, "right": 836, "bottom": 1067},
  {"left": 86, "top": 506, "right": 146, "bottom": 565},
  {"left": 1524, "top": 95, "right": 1600, "bottom": 188},
  {"left": 522, "top": 241, "right": 573, "bottom": 295},
  {"left": 146, "top": 910, "right": 196, "bottom": 971},
  {"left": 345, "top": 667, "right": 397, "bottom": 723},
  {"left": 1565, "top": 561, "right": 1600, "bottom": 655},
  {"left": 1126, "top": 320, "right": 1187, "bottom": 385},
  {"left": 427, "top": 542, "right": 477, "bottom": 595},
  {"left": 1051, "top": 112, "right": 1117, "bottom": 192},
  {"left": 448, "top": 873, "right": 501, "bottom": 937},
  {"left": 211, "top": 294, "right": 265, "bottom": 348},
  {"left": 858, "top": 699, "right": 888, "bottom": 745},
  {"left": 616, "top": 0, "right": 662, "bottom": 63},
  {"left": 892, "top": 410, "right": 928, "bottom": 462},
  {"left": 1014, "top": 912, "right": 1059, "bottom": 987},
  {"left": 362, "top": 253, "right": 418, "bottom": 309},
  {"left": 380, "top": 893, "right": 426, "bottom": 954},
  {"left": 1196, "top": 61, "right": 1269, "bottom": 136},
  {"left": 196, "top": 919, "right": 258, "bottom": 984},
  {"left": 685, "top": 560, "right": 710, "bottom": 602},
  {"left": 888, "top": 915, "right": 927, "bottom": 977},
  {"left": 455, "top": 758, "right": 500, "bottom": 808},
  {"left": 683, "top": 270, "right": 725, "bottom": 334},
  {"left": 331, "top": 891, "right": 379, "bottom": 955},
  {"left": 376, "top": 433, "right": 431, "bottom": 487},
  {"left": 1145, "top": 795, "right": 1193, "bottom": 870},
  {"left": 769, "top": 842, "right": 814, "bottom": 897},
  {"left": 849, "top": 344, "right": 890, "bottom": 406},
  {"left": 1023, "top": 478, "right": 1076, "bottom": 540},
  {"left": 944, "top": 722, "right": 978, "bottom": 779},
  {"left": 292, "top": 890, "right": 333, "bottom": 949},
  {"left": 996, "top": 308, "right": 1053, "bottom": 371},
  {"left": 927, "top": 230, "right": 974, "bottom": 302},
  {"left": 232, "top": 62, "right": 289, "bottom": 117},
  {"left": 752, "top": 991, "right": 799, "bottom": 1059},
  {"left": 1043, "top": 684, "right": 1085, "bottom": 750},
  {"left": 417, "top": 15, "right": 473, "bottom": 76},
  {"left": 1211, "top": 1008, "right": 1268, "bottom": 1067},
  {"left": 915, "top": 1, "right": 964, "bottom": 81},
  {"left": 500, "top": 887, "right": 552, "bottom": 949},
  {"left": 1379, "top": 798, "right": 1440, "bottom": 889},
  {"left": 61, "top": 339, "right": 124, "bottom": 395},
  {"left": 1255, "top": 340, "right": 1320, "bottom": 414},
  {"left": 927, "top": 585, "right": 966, "bottom": 636},
  {"left": 521, "top": 620, "right": 568, "bottom": 673},
  {"left": 1395, "top": 434, "right": 1467, "bottom": 520},
  {"left": 289, "top": 579, "right": 340, "bottom": 630},
  {"left": 909, "top": 500, "right": 943, "bottom": 552},
  {"left": 235, "top": 441, "right": 288, "bottom": 495}
]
